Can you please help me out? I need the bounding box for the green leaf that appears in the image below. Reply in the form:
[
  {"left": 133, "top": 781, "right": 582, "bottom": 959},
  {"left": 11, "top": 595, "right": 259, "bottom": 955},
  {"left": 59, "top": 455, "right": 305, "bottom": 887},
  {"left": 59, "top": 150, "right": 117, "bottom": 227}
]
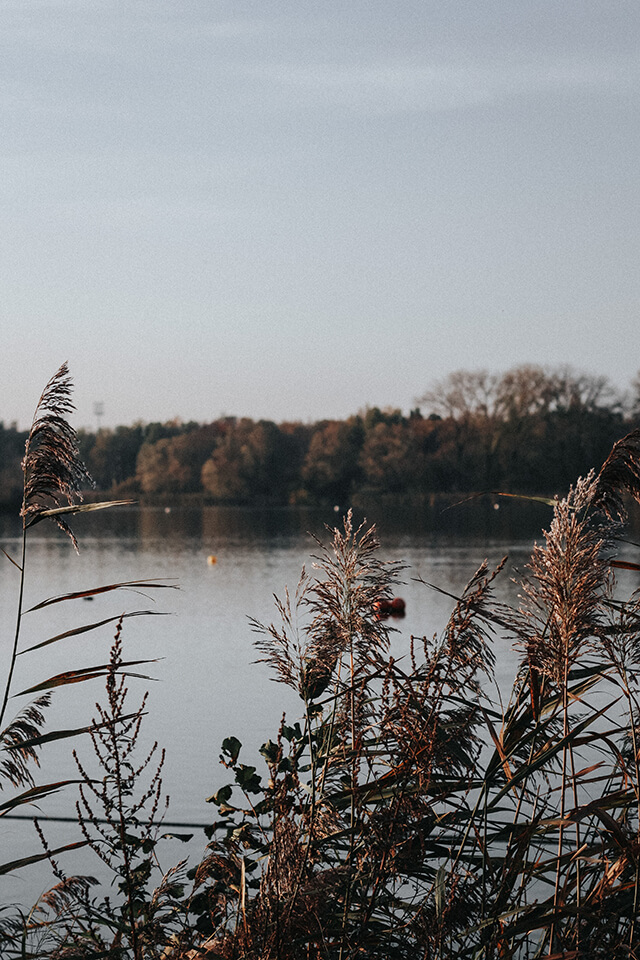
[
  {"left": 259, "top": 739, "right": 279, "bottom": 763},
  {"left": 434, "top": 863, "right": 446, "bottom": 918},
  {"left": 206, "top": 784, "right": 233, "bottom": 805},
  {"left": 281, "top": 723, "right": 302, "bottom": 742},
  {"left": 489, "top": 701, "right": 615, "bottom": 807},
  {"left": 235, "top": 764, "right": 262, "bottom": 794},
  {"left": 221, "top": 737, "right": 242, "bottom": 763}
]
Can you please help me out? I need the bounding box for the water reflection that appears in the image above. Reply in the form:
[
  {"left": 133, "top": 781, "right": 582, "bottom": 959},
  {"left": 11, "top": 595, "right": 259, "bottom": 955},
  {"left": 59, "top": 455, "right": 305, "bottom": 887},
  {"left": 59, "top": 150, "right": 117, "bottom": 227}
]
[{"left": 17, "top": 494, "right": 554, "bottom": 549}]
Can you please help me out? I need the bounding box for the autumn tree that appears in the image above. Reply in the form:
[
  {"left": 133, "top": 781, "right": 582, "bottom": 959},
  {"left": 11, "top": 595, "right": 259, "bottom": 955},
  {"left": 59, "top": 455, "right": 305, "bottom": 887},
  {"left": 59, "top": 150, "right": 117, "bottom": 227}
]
[
  {"left": 82, "top": 425, "right": 145, "bottom": 490},
  {"left": 201, "top": 419, "right": 302, "bottom": 503},
  {"left": 301, "top": 417, "right": 365, "bottom": 504},
  {"left": 418, "top": 365, "right": 626, "bottom": 494},
  {"left": 419, "top": 369, "right": 501, "bottom": 420},
  {"left": 135, "top": 424, "right": 220, "bottom": 495},
  {"left": 359, "top": 420, "right": 424, "bottom": 493},
  {"left": 418, "top": 370, "right": 502, "bottom": 489}
]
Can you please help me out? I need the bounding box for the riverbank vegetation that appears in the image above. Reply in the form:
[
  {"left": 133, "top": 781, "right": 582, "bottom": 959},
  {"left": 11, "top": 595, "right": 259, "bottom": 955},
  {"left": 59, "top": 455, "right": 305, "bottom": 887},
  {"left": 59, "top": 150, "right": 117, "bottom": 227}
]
[
  {"left": 1, "top": 365, "right": 639, "bottom": 510},
  {"left": 4, "top": 366, "right": 640, "bottom": 956}
]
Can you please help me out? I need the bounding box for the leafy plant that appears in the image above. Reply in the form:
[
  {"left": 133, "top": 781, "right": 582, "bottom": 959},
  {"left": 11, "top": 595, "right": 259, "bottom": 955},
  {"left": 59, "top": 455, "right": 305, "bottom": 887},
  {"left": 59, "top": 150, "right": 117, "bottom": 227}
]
[{"left": 21, "top": 619, "right": 195, "bottom": 960}]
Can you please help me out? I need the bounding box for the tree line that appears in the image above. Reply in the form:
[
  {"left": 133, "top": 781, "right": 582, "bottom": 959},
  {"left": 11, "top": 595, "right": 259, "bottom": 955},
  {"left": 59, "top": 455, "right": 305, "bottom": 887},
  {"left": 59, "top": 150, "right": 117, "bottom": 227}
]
[{"left": 0, "top": 364, "right": 638, "bottom": 509}]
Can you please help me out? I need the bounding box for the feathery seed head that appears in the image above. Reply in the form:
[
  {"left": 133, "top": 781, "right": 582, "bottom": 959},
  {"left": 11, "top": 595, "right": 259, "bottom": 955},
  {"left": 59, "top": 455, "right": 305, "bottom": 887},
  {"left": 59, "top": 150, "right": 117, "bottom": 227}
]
[{"left": 21, "top": 362, "right": 93, "bottom": 551}]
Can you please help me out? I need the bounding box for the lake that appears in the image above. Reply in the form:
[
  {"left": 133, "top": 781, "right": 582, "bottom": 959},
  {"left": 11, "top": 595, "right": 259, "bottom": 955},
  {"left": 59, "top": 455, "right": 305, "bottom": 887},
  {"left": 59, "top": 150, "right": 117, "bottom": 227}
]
[{"left": 0, "top": 498, "right": 631, "bottom": 909}]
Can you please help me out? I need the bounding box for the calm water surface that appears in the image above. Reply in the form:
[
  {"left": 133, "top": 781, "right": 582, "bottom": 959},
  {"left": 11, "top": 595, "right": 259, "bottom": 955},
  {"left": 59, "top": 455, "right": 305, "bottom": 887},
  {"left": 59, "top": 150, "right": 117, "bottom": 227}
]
[{"left": 0, "top": 500, "right": 620, "bottom": 907}]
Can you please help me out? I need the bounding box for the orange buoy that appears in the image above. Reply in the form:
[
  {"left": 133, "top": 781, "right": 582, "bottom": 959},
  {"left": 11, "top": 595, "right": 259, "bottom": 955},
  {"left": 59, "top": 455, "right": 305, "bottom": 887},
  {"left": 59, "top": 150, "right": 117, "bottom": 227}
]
[{"left": 374, "top": 597, "right": 406, "bottom": 619}]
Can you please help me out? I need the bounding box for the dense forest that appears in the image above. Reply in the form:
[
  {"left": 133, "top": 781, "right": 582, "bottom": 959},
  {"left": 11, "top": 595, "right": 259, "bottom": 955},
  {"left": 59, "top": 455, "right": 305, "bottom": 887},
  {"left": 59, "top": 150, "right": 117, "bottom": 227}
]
[{"left": 1, "top": 365, "right": 639, "bottom": 509}]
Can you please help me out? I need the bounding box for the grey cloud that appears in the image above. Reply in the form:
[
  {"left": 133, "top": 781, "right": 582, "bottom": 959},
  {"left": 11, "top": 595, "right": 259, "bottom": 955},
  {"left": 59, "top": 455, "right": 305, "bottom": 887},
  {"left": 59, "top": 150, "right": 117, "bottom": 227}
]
[{"left": 244, "top": 53, "right": 640, "bottom": 114}]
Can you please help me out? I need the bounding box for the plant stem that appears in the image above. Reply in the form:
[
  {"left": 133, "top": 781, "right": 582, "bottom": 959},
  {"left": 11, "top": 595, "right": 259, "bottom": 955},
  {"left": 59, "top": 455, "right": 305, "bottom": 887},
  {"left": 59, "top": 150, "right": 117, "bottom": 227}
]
[
  {"left": 0, "top": 528, "right": 27, "bottom": 730},
  {"left": 550, "top": 656, "right": 570, "bottom": 953}
]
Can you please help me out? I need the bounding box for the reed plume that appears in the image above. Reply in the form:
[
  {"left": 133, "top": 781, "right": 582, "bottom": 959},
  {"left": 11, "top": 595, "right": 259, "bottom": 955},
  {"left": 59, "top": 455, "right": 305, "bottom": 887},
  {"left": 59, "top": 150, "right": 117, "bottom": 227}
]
[
  {"left": 592, "top": 428, "right": 640, "bottom": 521},
  {"left": 0, "top": 694, "right": 51, "bottom": 790},
  {"left": 519, "top": 472, "right": 609, "bottom": 686},
  {"left": 21, "top": 360, "right": 92, "bottom": 551},
  {"left": 0, "top": 363, "right": 92, "bottom": 727}
]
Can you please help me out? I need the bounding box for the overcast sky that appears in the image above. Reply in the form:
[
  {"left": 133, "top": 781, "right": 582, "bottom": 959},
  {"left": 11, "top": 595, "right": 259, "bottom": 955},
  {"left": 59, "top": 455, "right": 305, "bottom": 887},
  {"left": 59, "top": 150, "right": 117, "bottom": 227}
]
[{"left": 1, "top": 0, "right": 639, "bottom": 429}]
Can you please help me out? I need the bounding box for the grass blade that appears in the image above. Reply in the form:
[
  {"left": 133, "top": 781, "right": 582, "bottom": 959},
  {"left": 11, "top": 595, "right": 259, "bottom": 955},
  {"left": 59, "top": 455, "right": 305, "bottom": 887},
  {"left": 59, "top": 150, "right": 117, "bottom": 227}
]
[
  {"left": 5, "top": 712, "right": 144, "bottom": 750},
  {"left": 0, "top": 547, "right": 21, "bottom": 571},
  {"left": 26, "top": 579, "right": 178, "bottom": 613},
  {"left": 0, "top": 840, "right": 89, "bottom": 875},
  {"left": 19, "top": 610, "right": 171, "bottom": 654},
  {"left": 24, "top": 499, "right": 135, "bottom": 526},
  {"left": 15, "top": 660, "right": 160, "bottom": 696},
  {"left": 0, "top": 780, "right": 85, "bottom": 814}
]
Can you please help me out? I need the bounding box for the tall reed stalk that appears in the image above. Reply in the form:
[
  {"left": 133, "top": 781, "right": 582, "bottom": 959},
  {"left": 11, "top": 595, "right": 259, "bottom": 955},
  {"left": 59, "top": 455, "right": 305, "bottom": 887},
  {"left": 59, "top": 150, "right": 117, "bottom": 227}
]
[
  {"left": 0, "top": 365, "right": 178, "bottom": 954},
  {"left": 0, "top": 363, "right": 89, "bottom": 728}
]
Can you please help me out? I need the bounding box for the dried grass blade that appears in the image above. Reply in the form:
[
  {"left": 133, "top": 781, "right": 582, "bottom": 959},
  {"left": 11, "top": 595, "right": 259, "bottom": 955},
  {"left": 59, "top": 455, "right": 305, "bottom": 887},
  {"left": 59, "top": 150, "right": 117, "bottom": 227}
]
[
  {"left": 0, "top": 840, "right": 89, "bottom": 875},
  {"left": 5, "top": 711, "right": 143, "bottom": 750},
  {"left": 495, "top": 492, "right": 557, "bottom": 507},
  {"left": 25, "top": 499, "right": 135, "bottom": 525},
  {"left": 26, "top": 579, "right": 178, "bottom": 613},
  {"left": 481, "top": 706, "right": 515, "bottom": 784},
  {"left": 0, "top": 547, "right": 21, "bottom": 571},
  {"left": 19, "top": 610, "right": 171, "bottom": 654},
  {"left": 490, "top": 703, "right": 613, "bottom": 807},
  {"left": 445, "top": 491, "right": 556, "bottom": 510},
  {"left": 0, "top": 780, "right": 85, "bottom": 814},
  {"left": 15, "top": 659, "right": 160, "bottom": 696}
]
